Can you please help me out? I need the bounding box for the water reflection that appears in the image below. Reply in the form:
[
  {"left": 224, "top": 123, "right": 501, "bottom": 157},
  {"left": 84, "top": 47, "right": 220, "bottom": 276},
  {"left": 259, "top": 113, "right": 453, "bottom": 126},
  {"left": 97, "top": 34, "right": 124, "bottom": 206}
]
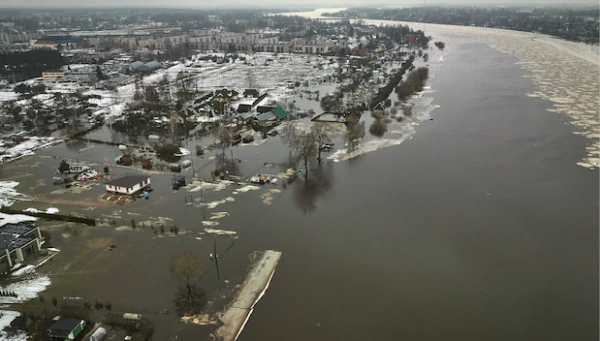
[
  {"left": 65, "top": 139, "right": 88, "bottom": 152},
  {"left": 292, "top": 163, "right": 334, "bottom": 213}
]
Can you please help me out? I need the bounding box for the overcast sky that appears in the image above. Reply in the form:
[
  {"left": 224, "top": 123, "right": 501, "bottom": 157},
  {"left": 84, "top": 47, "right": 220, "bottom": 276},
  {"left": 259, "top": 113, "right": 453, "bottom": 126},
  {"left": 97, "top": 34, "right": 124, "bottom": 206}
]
[{"left": 0, "top": 0, "right": 595, "bottom": 8}]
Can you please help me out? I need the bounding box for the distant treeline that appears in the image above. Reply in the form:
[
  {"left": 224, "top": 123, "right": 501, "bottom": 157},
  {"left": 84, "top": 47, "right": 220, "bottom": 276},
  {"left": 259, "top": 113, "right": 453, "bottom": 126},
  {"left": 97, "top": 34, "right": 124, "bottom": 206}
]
[
  {"left": 0, "top": 50, "right": 65, "bottom": 83},
  {"left": 327, "top": 7, "right": 600, "bottom": 44}
]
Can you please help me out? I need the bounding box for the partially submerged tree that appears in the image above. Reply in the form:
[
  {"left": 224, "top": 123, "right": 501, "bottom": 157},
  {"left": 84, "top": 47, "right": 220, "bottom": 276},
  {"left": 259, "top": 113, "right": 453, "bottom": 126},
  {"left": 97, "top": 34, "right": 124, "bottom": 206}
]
[
  {"left": 346, "top": 115, "right": 365, "bottom": 154},
  {"left": 215, "top": 123, "right": 233, "bottom": 161},
  {"left": 170, "top": 252, "right": 207, "bottom": 316},
  {"left": 294, "top": 132, "right": 318, "bottom": 177},
  {"left": 58, "top": 160, "right": 70, "bottom": 174},
  {"left": 281, "top": 119, "right": 298, "bottom": 161},
  {"left": 310, "top": 122, "right": 335, "bottom": 163}
]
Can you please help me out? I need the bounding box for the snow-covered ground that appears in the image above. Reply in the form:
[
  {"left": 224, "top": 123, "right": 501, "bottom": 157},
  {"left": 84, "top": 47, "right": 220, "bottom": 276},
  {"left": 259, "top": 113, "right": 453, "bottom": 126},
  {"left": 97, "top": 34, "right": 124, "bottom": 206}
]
[
  {"left": 0, "top": 310, "right": 26, "bottom": 341},
  {"left": 1, "top": 137, "right": 58, "bottom": 158},
  {"left": 0, "top": 212, "right": 36, "bottom": 227},
  {"left": 23, "top": 207, "right": 59, "bottom": 214},
  {"left": 0, "top": 181, "right": 31, "bottom": 208},
  {"left": 0, "top": 265, "right": 51, "bottom": 305}
]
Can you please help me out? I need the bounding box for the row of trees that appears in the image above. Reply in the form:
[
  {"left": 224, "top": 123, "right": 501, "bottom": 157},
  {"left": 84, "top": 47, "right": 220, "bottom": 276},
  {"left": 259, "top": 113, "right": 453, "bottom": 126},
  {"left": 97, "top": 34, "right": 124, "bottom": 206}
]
[
  {"left": 0, "top": 50, "right": 65, "bottom": 83},
  {"left": 370, "top": 55, "right": 415, "bottom": 108}
]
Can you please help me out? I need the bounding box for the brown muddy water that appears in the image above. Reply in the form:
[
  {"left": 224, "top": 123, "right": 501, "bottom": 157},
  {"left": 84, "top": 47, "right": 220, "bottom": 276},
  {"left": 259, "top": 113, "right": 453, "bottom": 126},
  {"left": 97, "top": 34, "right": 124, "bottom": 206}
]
[{"left": 1, "top": 34, "right": 598, "bottom": 341}]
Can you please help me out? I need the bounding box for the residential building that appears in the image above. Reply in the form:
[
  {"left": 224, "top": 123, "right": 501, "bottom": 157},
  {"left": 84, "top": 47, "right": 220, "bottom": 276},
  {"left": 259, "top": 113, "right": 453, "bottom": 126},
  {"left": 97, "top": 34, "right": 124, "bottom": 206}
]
[
  {"left": 47, "top": 318, "right": 86, "bottom": 341},
  {"left": 105, "top": 175, "right": 151, "bottom": 195},
  {"left": 251, "top": 106, "right": 288, "bottom": 127},
  {"left": 0, "top": 222, "right": 43, "bottom": 273},
  {"left": 30, "top": 39, "right": 59, "bottom": 50},
  {"left": 42, "top": 71, "right": 67, "bottom": 82},
  {"left": 189, "top": 35, "right": 213, "bottom": 50}
]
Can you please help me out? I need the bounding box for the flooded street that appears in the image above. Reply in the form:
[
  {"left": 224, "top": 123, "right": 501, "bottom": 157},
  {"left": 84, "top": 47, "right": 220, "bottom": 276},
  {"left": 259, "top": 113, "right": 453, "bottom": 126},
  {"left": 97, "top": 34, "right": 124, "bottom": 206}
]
[{"left": 0, "top": 25, "right": 597, "bottom": 341}]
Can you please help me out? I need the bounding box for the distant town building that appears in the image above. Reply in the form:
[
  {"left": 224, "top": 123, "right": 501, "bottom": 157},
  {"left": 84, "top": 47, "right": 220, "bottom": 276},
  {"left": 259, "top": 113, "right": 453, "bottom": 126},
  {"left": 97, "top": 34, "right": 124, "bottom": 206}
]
[
  {"left": 30, "top": 39, "right": 59, "bottom": 50},
  {"left": 42, "top": 71, "right": 67, "bottom": 82}
]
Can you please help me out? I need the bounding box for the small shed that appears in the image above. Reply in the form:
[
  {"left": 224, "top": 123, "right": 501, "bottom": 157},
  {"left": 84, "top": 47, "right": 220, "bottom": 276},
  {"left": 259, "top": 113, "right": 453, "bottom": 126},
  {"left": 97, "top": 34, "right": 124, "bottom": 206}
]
[
  {"left": 90, "top": 327, "right": 107, "bottom": 341},
  {"left": 117, "top": 154, "right": 133, "bottom": 166},
  {"left": 105, "top": 175, "right": 151, "bottom": 195},
  {"left": 243, "top": 89, "right": 259, "bottom": 98},
  {"left": 141, "top": 159, "right": 153, "bottom": 169}
]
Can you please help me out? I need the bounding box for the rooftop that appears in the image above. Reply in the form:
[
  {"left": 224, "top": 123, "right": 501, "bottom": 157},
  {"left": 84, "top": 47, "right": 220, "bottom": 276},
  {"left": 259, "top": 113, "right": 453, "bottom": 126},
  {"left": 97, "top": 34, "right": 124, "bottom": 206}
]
[
  {"left": 0, "top": 222, "right": 37, "bottom": 252},
  {"left": 48, "top": 318, "right": 83, "bottom": 338}
]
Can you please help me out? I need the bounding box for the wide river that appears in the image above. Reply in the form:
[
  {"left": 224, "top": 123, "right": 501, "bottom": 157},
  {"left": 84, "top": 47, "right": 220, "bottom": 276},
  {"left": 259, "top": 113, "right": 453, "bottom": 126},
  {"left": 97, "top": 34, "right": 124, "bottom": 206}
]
[{"left": 217, "top": 10, "right": 599, "bottom": 341}]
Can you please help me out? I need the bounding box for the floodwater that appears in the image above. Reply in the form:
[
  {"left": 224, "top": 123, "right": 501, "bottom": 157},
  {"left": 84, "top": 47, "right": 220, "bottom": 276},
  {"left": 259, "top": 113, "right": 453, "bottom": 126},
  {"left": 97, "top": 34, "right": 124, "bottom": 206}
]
[
  {"left": 220, "top": 35, "right": 597, "bottom": 341},
  {"left": 1, "top": 28, "right": 598, "bottom": 341}
]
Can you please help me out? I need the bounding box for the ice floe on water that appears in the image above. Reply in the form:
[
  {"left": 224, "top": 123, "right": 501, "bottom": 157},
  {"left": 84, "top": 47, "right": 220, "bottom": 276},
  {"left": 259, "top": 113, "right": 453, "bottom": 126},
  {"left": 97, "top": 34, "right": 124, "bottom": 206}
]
[
  {"left": 382, "top": 21, "right": 600, "bottom": 169},
  {"left": 233, "top": 185, "right": 261, "bottom": 194},
  {"left": 203, "top": 197, "right": 235, "bottom": 209},
  {"left": 204, "top": 228, "right": 237, "bottom": 236},
  {"left": 210, "top": 212, "right": 230, "bottom": 220}
]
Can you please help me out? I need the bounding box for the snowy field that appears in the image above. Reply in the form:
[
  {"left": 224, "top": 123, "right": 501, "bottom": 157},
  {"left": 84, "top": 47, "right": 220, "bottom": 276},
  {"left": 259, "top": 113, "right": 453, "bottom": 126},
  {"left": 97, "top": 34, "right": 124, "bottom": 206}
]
[
  {"left": 0, "top": 181, "right": 31, "bottom": 208},
  {"left": 0, "top": 310, "right": 26, "bottom": 341}
]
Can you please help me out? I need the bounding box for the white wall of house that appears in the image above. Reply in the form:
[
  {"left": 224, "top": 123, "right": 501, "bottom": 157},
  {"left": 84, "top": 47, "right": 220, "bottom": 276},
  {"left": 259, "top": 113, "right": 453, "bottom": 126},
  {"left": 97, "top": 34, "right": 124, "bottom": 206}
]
[{"left": 105, "top": 178, "right": 150, "bottom": 195}]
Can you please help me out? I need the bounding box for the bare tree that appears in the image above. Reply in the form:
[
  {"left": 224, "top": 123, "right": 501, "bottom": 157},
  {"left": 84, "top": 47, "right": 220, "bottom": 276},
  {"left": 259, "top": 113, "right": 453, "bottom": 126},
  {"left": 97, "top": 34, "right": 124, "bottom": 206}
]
[
  {"left": 281, "top": 119, "right": 298, "bottom": 150},
  {"left": 310, "top": 122, "right": 335, "bottom": 163},
  {"left": 294, "top": 131, "right": 318, "bottom": 178},
  {"left": 246, "top": 69, "right": 256, "bottom": 89},
  {"left": 214, "top": 122, "right": 234, "bottom": 167},
  {"left": 175, "top": 72, "right": 195, "bottom": 103},
  {"left": 170, "top": 252, "right": 207, "bottom": 316},
  {"left": 346, "top": 115, "right": 365, "bottom": 153}
]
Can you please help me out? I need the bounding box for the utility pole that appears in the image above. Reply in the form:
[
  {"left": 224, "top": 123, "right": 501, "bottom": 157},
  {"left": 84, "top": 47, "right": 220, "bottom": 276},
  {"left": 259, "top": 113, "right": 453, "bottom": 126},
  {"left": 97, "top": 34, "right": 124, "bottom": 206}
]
[{"left": 212, "top": 236, "right": 220, "bottom": 281}]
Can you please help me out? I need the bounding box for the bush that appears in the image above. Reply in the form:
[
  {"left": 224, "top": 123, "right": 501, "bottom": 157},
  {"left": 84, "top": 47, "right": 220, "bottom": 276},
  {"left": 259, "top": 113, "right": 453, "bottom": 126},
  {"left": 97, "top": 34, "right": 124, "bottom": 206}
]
[
  {"left": 369, "top": 119, "right": 387, "bottom": 137},
  {"left": 94, "top": 300, "right": 103, "bottom": 310},
  {"left": 105, "top": 301, "right": 112, "bottom": 311}
]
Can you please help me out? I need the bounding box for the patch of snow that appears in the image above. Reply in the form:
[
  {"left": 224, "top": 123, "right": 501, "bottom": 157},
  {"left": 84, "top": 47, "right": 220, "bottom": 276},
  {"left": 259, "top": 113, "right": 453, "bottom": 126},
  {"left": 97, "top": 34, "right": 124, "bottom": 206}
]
[
  {"left": 0, "top": 212, "right": 36, "bottom": 228},
  {"left": 204, "top": 228, "right": 237, "bottom": 236},
  {"left": 0, "top": 182, "right": 30, "bottom": 208},
  {"left": 0, "top": 270, "right": 51, "bottom": 304},
  {"left": 233, "top": 185, "right": 261, "bottom": 194},
  {"left": 0, "top": 310, "right": 26, "bottom": 341},
  {"left": 23, "top": 207, "right": 59, "bottom": 214}
]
